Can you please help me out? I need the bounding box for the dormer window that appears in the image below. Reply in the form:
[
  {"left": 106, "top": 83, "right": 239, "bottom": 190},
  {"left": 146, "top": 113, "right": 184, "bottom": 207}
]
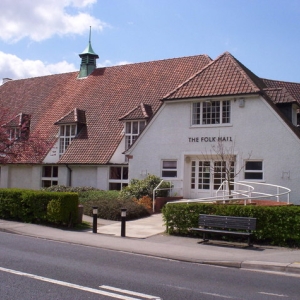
[
  {"left": 59, "top": 124, "right": 77, "bottom": 156},
  {"left": 54, "top": 108, "right": 86, "bottom": 157},
  {"left": 119, "top": 103, "right": 152, "bottom": 150},
  {"left": 125, "top": 120, "right": 146, "bottom": 150},
  {"left": 2, "top": 113, "right": 30, "bottom": 141}
]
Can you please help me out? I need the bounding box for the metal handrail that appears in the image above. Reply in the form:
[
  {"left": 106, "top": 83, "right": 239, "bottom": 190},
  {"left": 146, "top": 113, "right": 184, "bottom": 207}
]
[{"left": 167, "top": 180, "right": 291, "bottom": 206}]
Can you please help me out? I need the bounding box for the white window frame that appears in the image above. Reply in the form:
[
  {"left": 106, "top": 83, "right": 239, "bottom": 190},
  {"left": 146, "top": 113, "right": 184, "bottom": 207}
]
[
  {"left": 125, "top": 120, "right": 146, "bottom": 150},
  {"left": 59, "top": 124, "right": 77, "bottom": 156},
  {"left": 192, "top": 100, "right": 231, "bottom": 126},
  {"left": 8, "top": 127, "right": 21, "bottom": 141},
  {"left": 244, "top": 160, "right": 263, "bottom": 180},
  {"left": 109, "top": 166, "right": 129, "bottom": 190},
  {"left": 161, "top": 160, "right": 178, "bottom": 178},
  {"left": 41, "top": 165, "right": 58, "bottom": 187}
]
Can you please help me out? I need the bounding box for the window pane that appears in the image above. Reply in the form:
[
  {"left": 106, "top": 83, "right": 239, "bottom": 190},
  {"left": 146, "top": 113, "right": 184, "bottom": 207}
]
[
  {"left": 163, "top": 161, "right": 177, "bottom": 169},
  {"left": 162, "top": 170, "right": 177, "bottom": 177},
  {"left": 122, "top": 167, "right": 128, "bottom": 180},
  {"left": 132, "top": 121, "right": 138, "bottom": 134},
  {"left": 42, "top": 180, "right": 52, "bottom": 187},
  {"left": 53, "top": 166, "right": 58, "bottom": 177},
  {"left": 140, "top": 121, "right": 146, "bottom": 132},
  {"left": 110, "top": 167, "right": 121, "bottom": 179},
  {"left": 245, "top": 161, "right": 262, "bottom": 170},
  {"left": 109, "top": 182, "right": 122, "bottom": 190},
  {"left": 66, "top": 125, "right": 70, "bottom": 136},
  {"left": 125, "top": 122, "right": 131, "bottom": 133},
  {"left": 245, "top": 172, "right": 263, "bottom": 180},
  {"left": 43, "top": 166, "right": 52, "bottom": 177},
  {"left": 60, "top": 126, "right": 64, "bottom": 136},
  {"left": 71, "top": 125, "right": 76, "bottom": 135},
  {"left": 192, "top": 103, "right": 201, "bottom": 125}
]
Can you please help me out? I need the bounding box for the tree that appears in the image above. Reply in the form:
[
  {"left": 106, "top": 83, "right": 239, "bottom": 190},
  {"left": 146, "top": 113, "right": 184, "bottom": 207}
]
[
  {"left": 204, "top": 139, "right": 251, "bottom": 198},
  {"left": 0, "top": 109, "right": 50, "bottom": 164}
]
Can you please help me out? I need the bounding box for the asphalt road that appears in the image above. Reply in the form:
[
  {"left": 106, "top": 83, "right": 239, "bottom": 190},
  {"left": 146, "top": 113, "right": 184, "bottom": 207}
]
[{"left": 0, "top": 232, "right": 299, "bottom": 300}]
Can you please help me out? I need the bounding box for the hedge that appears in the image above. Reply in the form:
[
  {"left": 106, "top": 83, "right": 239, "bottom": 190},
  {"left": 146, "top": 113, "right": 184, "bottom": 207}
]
[
  {"left": 162, "top": 203, "right": 300, "bottom": 247},
  {"left": 0, "top": 188, "right": 78, "bottom": 227}
]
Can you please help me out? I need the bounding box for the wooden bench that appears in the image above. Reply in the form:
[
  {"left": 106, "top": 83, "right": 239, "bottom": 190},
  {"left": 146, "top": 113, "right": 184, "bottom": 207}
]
[{"left": 190, "top": 214, "right": 257, "bottom": 246}]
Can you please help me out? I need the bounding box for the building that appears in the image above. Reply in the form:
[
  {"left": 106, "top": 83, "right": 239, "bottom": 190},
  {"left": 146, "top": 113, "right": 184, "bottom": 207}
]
[{"left": 1, "top": 41, "right": 300, "bottom": 204}]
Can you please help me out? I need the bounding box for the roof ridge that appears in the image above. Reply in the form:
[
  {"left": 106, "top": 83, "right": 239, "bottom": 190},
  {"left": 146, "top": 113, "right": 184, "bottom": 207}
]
[
  {"left": 101, "top": 54, "right": 212, "bottom": 70},
  {"left": 262, "top": 78, "right": 300, "bottom": 85}
]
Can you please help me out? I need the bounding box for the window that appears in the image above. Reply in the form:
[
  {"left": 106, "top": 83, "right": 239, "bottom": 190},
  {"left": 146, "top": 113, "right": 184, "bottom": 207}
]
[
  {"left": 59, "top": 125, "right": 77, "bottom": 155},
  {"left": 8, "top": 127, "right": 20, "bottom": 141},
  {"left": 214, "top": 161, "right": 235, "bottom": 190},
  {"left": 42, "top": 166, "right": 58, "bottom": 187},
  {"left": 125, "top": 120, "right": 146, "bottom": 150},
  {"left": 109, "top": 166, "right": 128, "bottom": 190},
  {"left": 244, "top": 161, "right": 263, "bottom": 180},
  {"left": 162, "top": 160, "right": 177, "bottom": 178},
  {"left": 192, "top": 100, "right": 231, "bottom": 125}
]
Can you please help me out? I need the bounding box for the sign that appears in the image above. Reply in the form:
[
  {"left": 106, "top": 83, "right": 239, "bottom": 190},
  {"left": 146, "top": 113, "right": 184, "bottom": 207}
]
[{"left": 189, "top": 136, "right": 233, "bottom": 143}]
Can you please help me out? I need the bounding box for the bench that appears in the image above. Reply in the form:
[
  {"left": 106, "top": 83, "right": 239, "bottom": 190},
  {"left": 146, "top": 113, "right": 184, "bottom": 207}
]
[{"left": 190, "top": 214, "right": 257, "bottom": 246}]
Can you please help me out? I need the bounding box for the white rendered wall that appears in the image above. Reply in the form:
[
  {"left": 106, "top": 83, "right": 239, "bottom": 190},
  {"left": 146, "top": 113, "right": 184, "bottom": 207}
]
[
  {"left": 128, "top": 96, "right": 300, "bottom": 204},
  {"left": 43, "top": 139, "right": 60, "bottom": 163},
  {"left": 71, "top": 166, "right": 97, "bottom": 187},
  {"left": 9, "top": 165, "right": 35, "bottom": 189}
]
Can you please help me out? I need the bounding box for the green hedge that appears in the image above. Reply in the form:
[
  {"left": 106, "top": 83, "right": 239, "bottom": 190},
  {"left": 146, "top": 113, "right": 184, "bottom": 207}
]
[
  {"left": 0, "top": 188, "right": 78, "bottom": 226},
  {"left": 162, "top": 203, "right": 300, "bottom": 247}
]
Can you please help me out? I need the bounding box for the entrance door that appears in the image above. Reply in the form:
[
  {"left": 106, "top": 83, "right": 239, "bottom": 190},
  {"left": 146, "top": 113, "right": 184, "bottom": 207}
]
[{"left": 189, "top": 159, "right": 234, "bottom": 199}]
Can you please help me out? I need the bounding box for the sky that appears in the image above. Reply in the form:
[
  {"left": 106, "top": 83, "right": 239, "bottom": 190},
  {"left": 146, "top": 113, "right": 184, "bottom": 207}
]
[{"left": 0, "top": 0, "right": 300, "bottom": 84}]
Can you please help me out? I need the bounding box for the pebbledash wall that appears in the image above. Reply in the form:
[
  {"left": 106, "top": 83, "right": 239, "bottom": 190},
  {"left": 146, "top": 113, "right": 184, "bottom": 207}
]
[{"left": 126, "top": 94, "right": 300, "bottom": 204}]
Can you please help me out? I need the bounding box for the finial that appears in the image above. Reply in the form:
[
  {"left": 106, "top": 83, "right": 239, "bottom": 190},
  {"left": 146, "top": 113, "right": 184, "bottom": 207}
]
[{"left": 89, "top": 26, "right": 91, "bottom": 43}]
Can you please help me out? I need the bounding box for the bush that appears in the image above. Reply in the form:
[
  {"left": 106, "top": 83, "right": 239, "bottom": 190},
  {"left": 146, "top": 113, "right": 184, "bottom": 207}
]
[
  {"left": 119, "top": 174, "right": 172, "bottom": 200},
  {"left": 0, "top": 188, "right": 78, "bottom": 226},
  {"left": 134, "top": 195, "right": 153, "bottom": 212},
  {"left": 42, "top": 185, "right": 99, "bottom": 193},
  {"left": 80, "top": 190, "right": 152, "bottom": 220},
  {"left": 162, "top": 203, "right": 300, "bottom": 247}
]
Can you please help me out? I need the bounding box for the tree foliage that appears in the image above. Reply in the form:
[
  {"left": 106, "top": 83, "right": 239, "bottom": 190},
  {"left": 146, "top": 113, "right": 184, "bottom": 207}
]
[{"left": 0, "top": 108, "right": 50, "bottom": 163}]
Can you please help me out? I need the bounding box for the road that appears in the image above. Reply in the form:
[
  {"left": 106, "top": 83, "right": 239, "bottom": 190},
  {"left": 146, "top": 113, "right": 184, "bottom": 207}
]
[{"left": 0, "top": 232, "right": 299, "bottom": 300}]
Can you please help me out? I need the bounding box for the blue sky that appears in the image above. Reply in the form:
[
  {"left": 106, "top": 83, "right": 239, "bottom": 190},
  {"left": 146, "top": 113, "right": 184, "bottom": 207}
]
[{"left": 1, "top": 0, "right": 300, "bottom": 83}]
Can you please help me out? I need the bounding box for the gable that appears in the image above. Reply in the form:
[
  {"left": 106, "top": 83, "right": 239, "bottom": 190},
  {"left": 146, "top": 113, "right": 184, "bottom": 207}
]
[{"left": 164, "top": 52, "right": 265, "bottom": 100}]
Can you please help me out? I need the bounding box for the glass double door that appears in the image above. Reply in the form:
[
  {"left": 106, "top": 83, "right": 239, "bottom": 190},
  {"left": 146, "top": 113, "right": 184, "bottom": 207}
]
[{"left": 190, "top": 159, "right": 234, "bottom": 199}]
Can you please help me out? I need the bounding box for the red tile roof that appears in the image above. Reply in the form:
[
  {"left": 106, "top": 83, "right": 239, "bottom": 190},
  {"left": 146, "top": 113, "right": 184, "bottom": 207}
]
[
  {"left": 263, "top": 88, "right": 299, "bottom": 105},
  {"left": 0, "top": 55, "right": 212, "bottom": 164},
  {"left": 164, "top": 52, "right": 265, "bottom": 100},
  {"left": 262, "top": 78, "right": 300, "bottom": 105}
]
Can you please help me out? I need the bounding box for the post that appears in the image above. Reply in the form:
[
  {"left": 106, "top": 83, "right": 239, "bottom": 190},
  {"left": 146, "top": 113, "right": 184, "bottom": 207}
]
[
  {"left": 92, "top": 206, "right": 98, "bottom": 233},
  {"left": 121, "top": 208, "right": 127, "bottom": 237}
]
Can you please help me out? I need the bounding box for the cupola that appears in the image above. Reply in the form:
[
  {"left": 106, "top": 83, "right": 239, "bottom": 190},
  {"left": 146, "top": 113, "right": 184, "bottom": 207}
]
[{"left": 78, "top": 27, "right": 99, "bottom": 78}]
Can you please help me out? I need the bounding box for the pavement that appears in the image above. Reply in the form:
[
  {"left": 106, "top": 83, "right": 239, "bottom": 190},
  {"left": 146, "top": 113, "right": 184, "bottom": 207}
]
[{"left": 1, "top": 214, "right": 300, "bottom": 276}]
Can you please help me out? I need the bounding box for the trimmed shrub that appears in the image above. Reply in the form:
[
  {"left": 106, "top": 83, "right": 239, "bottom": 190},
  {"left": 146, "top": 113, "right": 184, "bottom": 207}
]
[
  {"left": 0, "top": 188, "right": 78, "bottom": 226},
  {"left": 162, "top": 203, "right": 300, "bottom": 247}
]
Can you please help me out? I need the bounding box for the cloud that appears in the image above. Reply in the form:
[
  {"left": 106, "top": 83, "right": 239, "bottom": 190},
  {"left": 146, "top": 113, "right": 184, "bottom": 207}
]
[
  {"left": 98, "top": 60, "right": 132, "bottom": 67},
  {"left": 0, "top": 0, "right": 106, "bottom": 42},
  {"left": 0, "top": 51, "right": 77, "bottom": 82}
]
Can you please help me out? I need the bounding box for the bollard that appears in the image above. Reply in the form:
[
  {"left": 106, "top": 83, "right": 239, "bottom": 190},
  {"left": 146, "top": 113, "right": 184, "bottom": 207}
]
[
  {"left": 92, "top": 206, "right": 98, "bottom": 233},
  {"left": 121, "top": 208, "right": 127, "bottom": 237}
]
